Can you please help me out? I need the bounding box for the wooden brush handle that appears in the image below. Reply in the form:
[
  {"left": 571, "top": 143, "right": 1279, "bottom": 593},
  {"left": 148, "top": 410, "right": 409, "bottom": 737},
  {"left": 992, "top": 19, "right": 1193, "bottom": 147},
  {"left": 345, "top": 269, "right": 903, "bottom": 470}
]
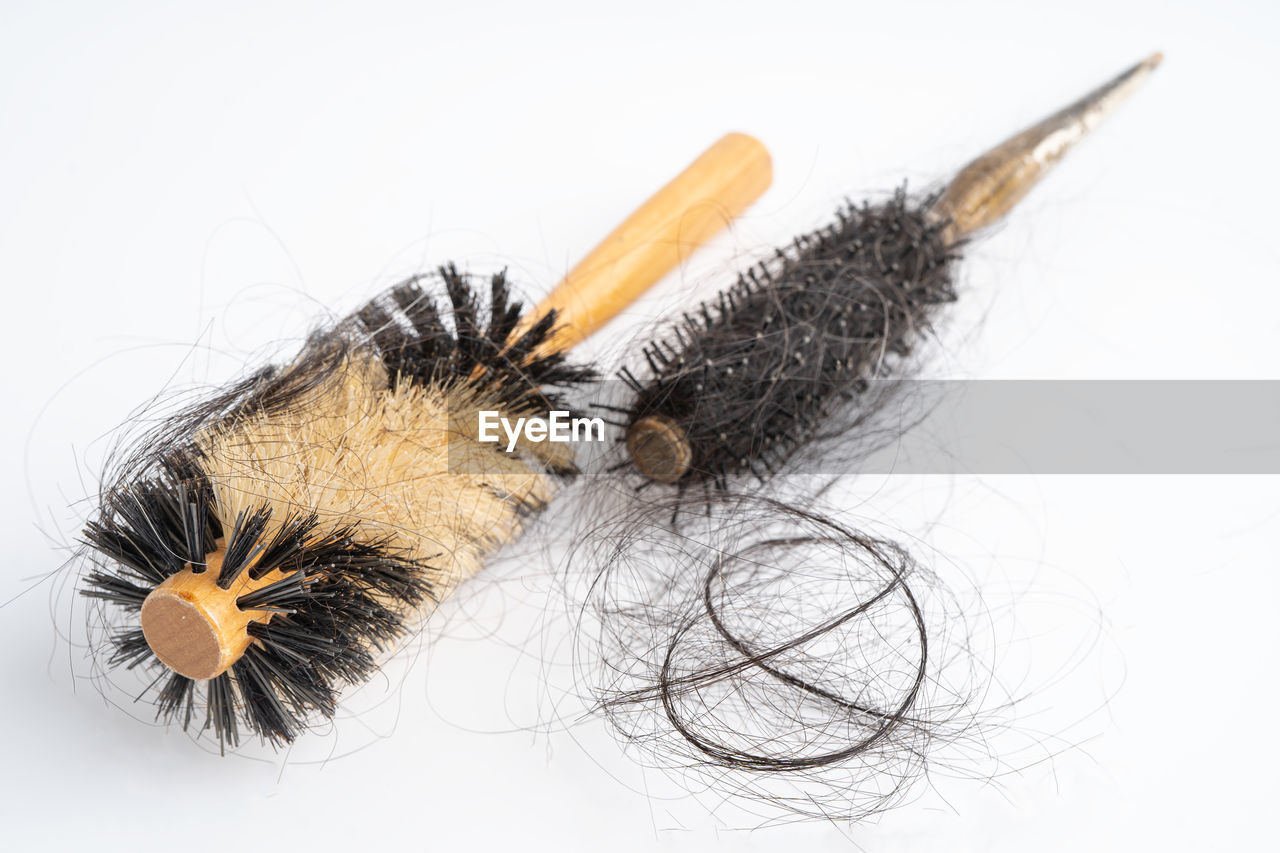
[{"left": 513, "top": 132, "right": 772, "bottom": 354}]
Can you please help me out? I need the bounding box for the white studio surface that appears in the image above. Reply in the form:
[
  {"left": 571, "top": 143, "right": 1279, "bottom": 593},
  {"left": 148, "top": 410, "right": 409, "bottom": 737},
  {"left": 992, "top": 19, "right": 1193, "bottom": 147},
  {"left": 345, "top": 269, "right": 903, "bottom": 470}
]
[{"left": 2, "top": 1, "right": 1277, "bottom": 850}]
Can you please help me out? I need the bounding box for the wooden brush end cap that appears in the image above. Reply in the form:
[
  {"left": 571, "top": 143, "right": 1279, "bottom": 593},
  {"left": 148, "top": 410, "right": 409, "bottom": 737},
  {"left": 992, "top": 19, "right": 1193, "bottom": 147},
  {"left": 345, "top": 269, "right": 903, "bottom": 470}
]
[
  {"left": 627, "top": 414, "right": 692, "bottom": 483},
  {"left": 139, "top": 549, "right": 261, "bottom": 681}
]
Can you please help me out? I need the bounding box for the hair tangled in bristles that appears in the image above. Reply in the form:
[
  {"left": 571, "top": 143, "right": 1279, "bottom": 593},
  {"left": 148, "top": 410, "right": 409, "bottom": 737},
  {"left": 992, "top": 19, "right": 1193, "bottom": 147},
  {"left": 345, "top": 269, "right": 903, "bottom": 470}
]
[
  {"left": 82, "top": 463, "right": 434, "bottom": 747},
  {"left": 618, "top": 187, "right": 959, "bottom": 488},
  {"left": 80, "top": 265, "right": 594, "bottom": 750}
]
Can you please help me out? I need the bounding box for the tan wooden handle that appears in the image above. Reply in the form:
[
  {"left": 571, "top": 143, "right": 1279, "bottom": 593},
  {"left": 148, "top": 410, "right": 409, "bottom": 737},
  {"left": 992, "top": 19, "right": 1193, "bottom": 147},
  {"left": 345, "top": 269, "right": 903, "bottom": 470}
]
[{"left": 513, "top": 132, "right": 772, "bottom": 354}]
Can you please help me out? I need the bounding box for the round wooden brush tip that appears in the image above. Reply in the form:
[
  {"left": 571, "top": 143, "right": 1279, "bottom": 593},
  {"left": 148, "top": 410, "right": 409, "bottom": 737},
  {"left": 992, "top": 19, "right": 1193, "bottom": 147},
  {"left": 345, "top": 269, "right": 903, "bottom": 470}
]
[
  {"left": 140, "top": 591, "right": 227, "bottom": 681},
  {"left": 627, "top": 414, "right": 692, "bottom": 483},
  {"left": 139, "top": 548, "right": 264, "bottom": 681}
]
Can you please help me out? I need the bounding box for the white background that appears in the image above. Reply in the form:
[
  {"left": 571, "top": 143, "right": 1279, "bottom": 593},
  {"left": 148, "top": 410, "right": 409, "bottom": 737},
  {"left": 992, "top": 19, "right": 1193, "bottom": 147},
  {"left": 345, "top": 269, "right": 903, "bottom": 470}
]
[{"left": 2, "top": 1, "right": 1278, "bottom": 850}]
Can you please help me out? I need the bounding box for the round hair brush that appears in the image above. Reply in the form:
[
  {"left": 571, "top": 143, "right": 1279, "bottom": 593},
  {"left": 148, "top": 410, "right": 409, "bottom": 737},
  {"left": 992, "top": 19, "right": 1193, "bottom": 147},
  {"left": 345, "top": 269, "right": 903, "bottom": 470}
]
[
  {"left": 621, "top": 55, "right": 1161, "bottom": 487},
  {"left": 76, "top": 133, "right": 772, "bottom": 749}
]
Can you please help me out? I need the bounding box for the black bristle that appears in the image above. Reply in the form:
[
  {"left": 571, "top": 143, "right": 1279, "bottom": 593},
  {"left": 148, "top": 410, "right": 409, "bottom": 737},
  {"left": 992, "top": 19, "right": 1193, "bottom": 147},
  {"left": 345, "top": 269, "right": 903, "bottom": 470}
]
[
  {"left": 107, "top": 629, "right": 154, "bottom": 669},
  {"left": 233, "top": 650, "right": 304, "bottom": 746},
  {"left": 155, "top": 672, "right": 196, "bottom": 730},
  {"left": 81, "top": 571, "right": 151, "bottom": 610},
  {"left": 80, "top": 455, "right": 211, "bottom": 588},
  {"left": 354, "top": 265, "right": 595, "bottom": 417},
  {"left": 216, "top": 507, "right": 272, "bottom": 588},
  {"left": 235, "top": 569, "right": 320, "bottom": 614},
  {"left": 247, "top": 512, "right": 319, "bottom": 580},
  {"left": 624, "top": 189, "right": 958, "bottom": 485},
  {"left": 206, "top": 675, "right": 240, "bottom": 754}
]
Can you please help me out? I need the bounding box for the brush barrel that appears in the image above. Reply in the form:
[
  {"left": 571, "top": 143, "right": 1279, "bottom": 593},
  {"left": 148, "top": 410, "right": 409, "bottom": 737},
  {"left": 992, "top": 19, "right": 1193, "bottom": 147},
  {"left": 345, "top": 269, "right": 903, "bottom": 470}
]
[{"left": 139, "top": 548, "right": 280, "bottom": 680}]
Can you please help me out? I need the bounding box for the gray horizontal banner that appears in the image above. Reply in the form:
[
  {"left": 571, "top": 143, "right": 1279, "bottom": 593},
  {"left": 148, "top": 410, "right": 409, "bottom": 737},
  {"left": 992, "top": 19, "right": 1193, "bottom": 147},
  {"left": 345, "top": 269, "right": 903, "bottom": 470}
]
[
  {"left": 451, "top": 380, "right": 1280, "bottom": 477},
  {"left": 834, "top": 380, "right": 1280, "bottom": 475}
]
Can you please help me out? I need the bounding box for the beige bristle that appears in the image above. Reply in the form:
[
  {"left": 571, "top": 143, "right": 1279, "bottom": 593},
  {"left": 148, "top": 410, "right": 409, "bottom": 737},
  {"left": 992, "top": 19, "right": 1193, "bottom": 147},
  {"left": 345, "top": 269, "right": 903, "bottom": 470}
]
[{"left": 198, "top": 349, "right": 567, "bottom": 603}]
